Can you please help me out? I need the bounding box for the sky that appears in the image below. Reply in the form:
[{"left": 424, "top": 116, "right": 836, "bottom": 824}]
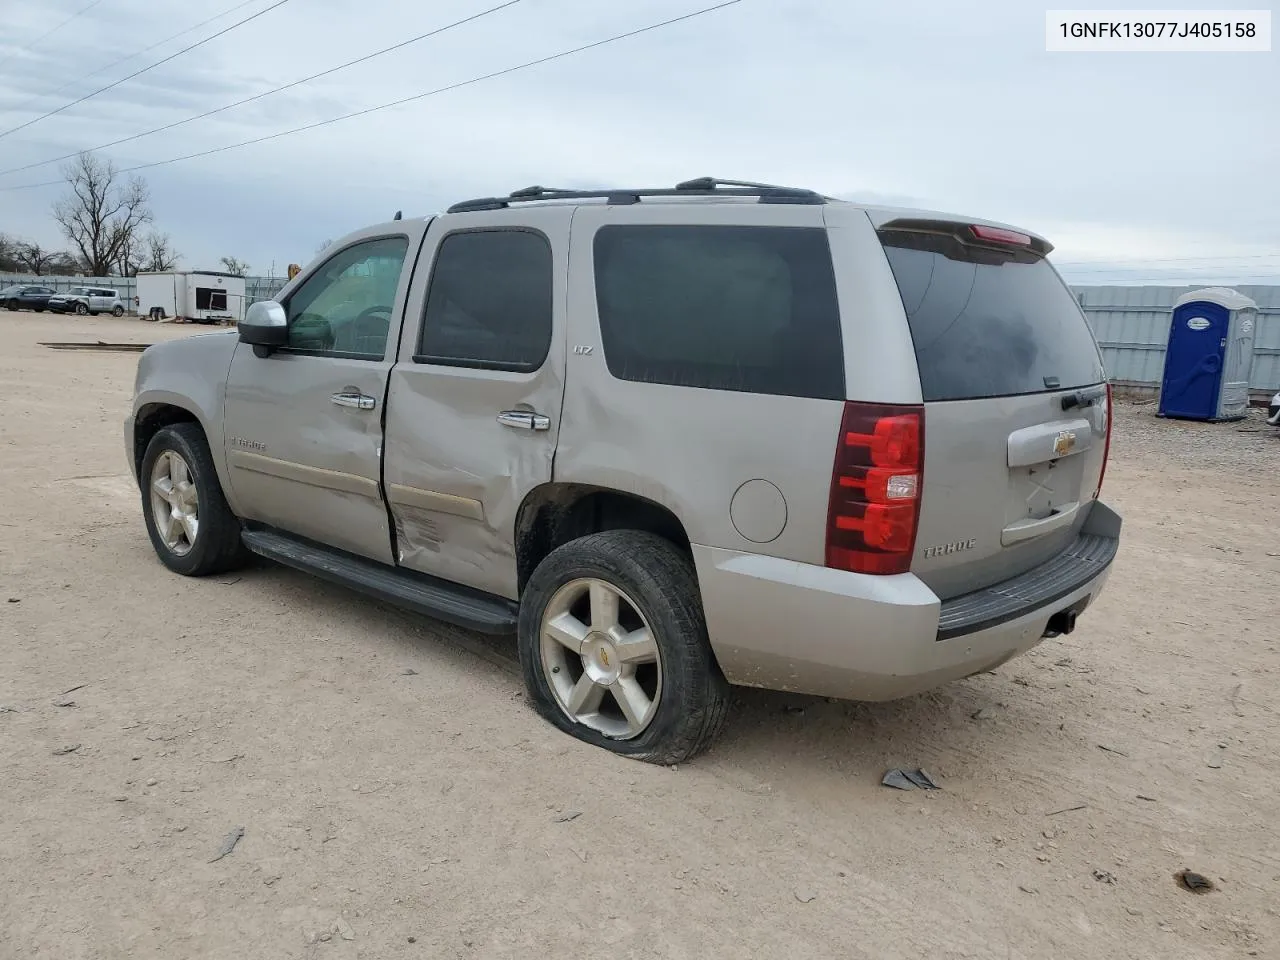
[{"left": 0, "top": 0, "right": 1276, "bottom": 284}]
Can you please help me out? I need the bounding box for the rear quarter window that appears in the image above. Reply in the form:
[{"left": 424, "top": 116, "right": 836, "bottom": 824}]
[
  {"left": 592, "top": 224, "right": 844, "bottom": 400},
  {"left": 879, "top": 228, "right": 1105, "bottom": 401}
]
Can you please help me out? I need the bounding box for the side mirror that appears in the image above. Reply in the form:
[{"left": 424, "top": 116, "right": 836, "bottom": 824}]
[{"left": 239, "top": 300, "right": 288, "bottom": 355}]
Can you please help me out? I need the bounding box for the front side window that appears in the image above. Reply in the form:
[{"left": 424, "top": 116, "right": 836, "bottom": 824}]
[
  {"left": 592, "top": 225, "right": 845, "bottom": 399},
  {"left": 417, "top": 229, "right": 553, "bottom": 371},
  {"left": 285, "top": 236, "right": 409, "bottom": 359}
]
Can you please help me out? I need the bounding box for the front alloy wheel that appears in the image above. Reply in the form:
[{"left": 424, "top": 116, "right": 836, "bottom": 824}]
[
  {"left": 74, "top": 302, "right": 89, "bottom": 315},
  {"left": 149, "top": 450, "right": 199, "bottom": 556}
]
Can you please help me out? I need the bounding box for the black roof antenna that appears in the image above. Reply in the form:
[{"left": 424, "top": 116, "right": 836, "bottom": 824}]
[{"left": 393, "top": 210, "right": 402, "bottom": 221}]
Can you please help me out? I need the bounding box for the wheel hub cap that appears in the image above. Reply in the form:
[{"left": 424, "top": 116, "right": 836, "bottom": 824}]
[{"left": 582, "top": 633, "right": 621, "bottom": 685}]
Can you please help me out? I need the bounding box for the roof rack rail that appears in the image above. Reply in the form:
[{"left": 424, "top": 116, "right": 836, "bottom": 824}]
[{"left": 446, "top": 178, "right": 825, "bottom": 214}]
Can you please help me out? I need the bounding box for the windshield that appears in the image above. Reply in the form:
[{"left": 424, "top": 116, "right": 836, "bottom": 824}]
[{"left": 879, "top": 227, "right": 1105, "bottom": 402}]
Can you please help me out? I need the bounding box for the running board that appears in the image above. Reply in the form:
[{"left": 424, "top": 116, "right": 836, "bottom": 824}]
[{"left": 240, "top": 530, "right": 519, "bottom": 635}]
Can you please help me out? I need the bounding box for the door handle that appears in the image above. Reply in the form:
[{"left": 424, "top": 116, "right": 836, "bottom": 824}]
[
  {"left": 497, "top": 409, "right": 550, "bottom": 431},
  {"left": 331, "top": 391, "right": 376, "bottom": 410}
]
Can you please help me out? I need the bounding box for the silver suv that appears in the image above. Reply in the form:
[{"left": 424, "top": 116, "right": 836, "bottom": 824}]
[
  {"left": 125, "top": 178, "right": 1121, "bottom": 763},
  {"left": 49, "top": 286, "right": 126, "bottom": 316}
]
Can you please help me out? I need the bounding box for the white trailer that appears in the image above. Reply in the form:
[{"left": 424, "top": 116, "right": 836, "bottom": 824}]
[{"left": 136, "top": 271, "right": 247, "bottom": 325}]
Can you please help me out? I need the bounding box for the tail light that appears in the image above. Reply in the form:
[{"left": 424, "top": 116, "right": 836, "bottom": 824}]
[
  {"left": 825, "top": 402, "right": 924, "bottom": 575},
  {"left": 1094, "top": 382, "right": 1113, "bottom": 498},
  {"left": 969, "top": 224, "right": 1033, "bottom": 246}
]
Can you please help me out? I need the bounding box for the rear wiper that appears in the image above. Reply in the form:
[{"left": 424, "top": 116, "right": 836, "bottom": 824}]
[{"left": 1061, "top": 385, "right": 1108, "bottom": 411}]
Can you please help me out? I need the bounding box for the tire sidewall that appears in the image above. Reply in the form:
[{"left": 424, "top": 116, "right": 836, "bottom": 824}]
[
  {"left": 140, "top": 427, "right": 219, "bottom": 575},
  {"left": 113, "top": 306, "right": 125, "bottom": 317},
  {"left": 74, "top": 303, "right": 88, "bottom": 315},
  {"left": 518, "top": 533, "right": 709, "bottom": 760}
]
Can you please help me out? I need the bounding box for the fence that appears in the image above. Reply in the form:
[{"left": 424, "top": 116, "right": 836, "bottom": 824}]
[
  {"left": 5, "top": 270, "right": 1278, "bottom": 394},
  {"left": 1076, "top": 284, "right": 1280, "bottom": 396}
]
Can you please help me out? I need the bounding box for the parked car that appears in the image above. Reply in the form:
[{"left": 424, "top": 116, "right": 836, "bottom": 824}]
[
  {"left": 125, "top": 177, "right": 1122, "bottom": 763},
  {"left": 2, "top": 284, "right": 55, "bottom": 311},
  {"left": 48, "top": 286, "right": 126, "bottom": 317}
]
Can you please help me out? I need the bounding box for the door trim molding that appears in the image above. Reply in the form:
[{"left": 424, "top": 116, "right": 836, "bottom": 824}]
[
  {"left": 387, "top": 483, "right": 485, "bottom": 521},
  {"left": 229, "top": 449, "right": 381, "bottom": 499}
]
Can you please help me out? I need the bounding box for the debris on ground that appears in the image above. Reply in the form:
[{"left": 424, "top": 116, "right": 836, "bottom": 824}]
[
  {"left": 205, "top": 754, "right": 244, "bottom": 763},
  {"left": 59, "top": 683, "right": 87, "bottom": 696},
  {"left": 1093, "top": 869, "right": 1117, "bottom": 884},
  {"left": 1175, "top": 869, "right": 1215, "bottom": 894},
  {"left": 334, "top": 917, "right": 355, "bottom": 941},
  {"left": 6, "top": 597, "right": 19, "bottom": 603},
  {"left": 52, "top": 744, "right": 81, "bottom": 756},
  {"left": 553, "top": 810, "right": 583, "bottom": 823},
  {"left": 401, "top": 668, "right": 419, "bottom": 676},
  {"left": 794, "top": 889, "right": 816, "bottom": 903},
  {"left": 39, "top": 341, "right": 151, "bottom": 353},
  {"left": 1046, "top": 804, "right": 1088, "bottom": 817},
  {"left": 52, "top": 697, "right": 76, "bottom": 707},
  {"left": 208, "top": 826, "right": 245, "bottom": 862},
  {"left": 1097, "top": 744, "right": 1130, "bottom": 757},
  {"left": 881, "top": 768, "right": 939, "bottom": 790},
  {"left": 782, "top": 704, "right": 806, "bottom": 715}
]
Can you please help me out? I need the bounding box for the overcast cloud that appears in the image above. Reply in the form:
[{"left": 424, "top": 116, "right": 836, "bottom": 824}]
[{"left": 0, "top": 0, "right": 1276, "bottom": 283}]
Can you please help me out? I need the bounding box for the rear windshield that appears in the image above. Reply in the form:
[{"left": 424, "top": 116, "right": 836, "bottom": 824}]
[{"left": 878, "top": 227, "right": 1104, "bottom": 402}]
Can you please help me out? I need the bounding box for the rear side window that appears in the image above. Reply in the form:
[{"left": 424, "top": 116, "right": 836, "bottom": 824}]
[
  {"left": 592, "top": 225, "right": 844, "bottom": 399},
  {"left": 418, "top": 229, "right": 553, "bottom": 371},
  {"left": 878, "top": 227, "right": 1104, "bottom": 401}
]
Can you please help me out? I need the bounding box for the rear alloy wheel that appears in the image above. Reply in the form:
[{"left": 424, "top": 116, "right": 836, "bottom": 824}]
[
  {"left": 519, "top": 530, "right": 730, "bottom": 764},
  {"left": 540, "top": 577, "right": 663, "bottom": 740},
  {"left": 112, "top": 305, "right": 125, "bottom": 317},
  {"left": 74, "top": 302, "right": 89, "bottom": 315}
]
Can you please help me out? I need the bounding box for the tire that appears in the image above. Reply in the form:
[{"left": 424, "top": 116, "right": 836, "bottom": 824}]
[
  {"left": 5, "top": 299, "right": 17, "bottom": 311},
  {"left": 140, "top": 423, "right": 248, "bottom": 577},
  {"left": 74, "top": 303, "right": 89, "bottom": 316},
  {"left": 518, "top": 530, "right": 730, "bottom": 764},
  {"left": 112, "top": 305, "right": 125, "bottom": 317}
]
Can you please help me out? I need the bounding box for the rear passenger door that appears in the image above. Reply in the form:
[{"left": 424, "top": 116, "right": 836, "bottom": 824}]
[{"left": 382, "top": 208, "right": 570, "bottom": 600}]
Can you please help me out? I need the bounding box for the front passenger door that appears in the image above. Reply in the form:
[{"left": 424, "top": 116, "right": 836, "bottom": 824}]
[{"left": 222, "top": 228, "right": 425, "bottom": 563}]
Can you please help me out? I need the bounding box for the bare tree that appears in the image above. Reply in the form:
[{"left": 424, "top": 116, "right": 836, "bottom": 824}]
[
  {"left": 115, "top": 226, "right": 144, "bottom": 277},
  {"left": 52, "top": 152, "right": 152, "bottom": 277},
  {"left": 0, "top": 233, "right": 19, "bottom": 272},
  {"left": 15, "top": 241, "right": 57, "bottom": 275},
  {"left": 142, "top": 232, "right": 180, "bottom": 272},
  {"left": 219, "top": 256, "right": 249, "bottom": 277}
]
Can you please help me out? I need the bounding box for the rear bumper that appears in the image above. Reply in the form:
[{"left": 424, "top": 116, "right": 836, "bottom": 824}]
[{"left": 694, "top": 502, "right": 1121, "bottom": 701}]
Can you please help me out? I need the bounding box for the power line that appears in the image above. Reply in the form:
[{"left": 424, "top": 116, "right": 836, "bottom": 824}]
[
  {"left": 12, "top": 0, "right": 263, "bottom": 113},
  {"left": 0, "top": 0, "right": 294, "bottom": 142},
  {"left": 0, "top": 0, "right": 106, "bottom": 72},
  {"left": 0, "top": 0, "right": 526, "bottom": 178},
  {"left": 0, "top": 0, "right": 746, "bottom": 192}
]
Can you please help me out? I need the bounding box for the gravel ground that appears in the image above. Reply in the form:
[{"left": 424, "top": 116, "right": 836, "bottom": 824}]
[{"left": 1, "top": 314, "right": 1278, "bottom": 960}]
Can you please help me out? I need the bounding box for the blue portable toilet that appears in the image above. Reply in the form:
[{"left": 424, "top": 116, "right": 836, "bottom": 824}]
[{"left": 1158, "top": 287, "right": 1258, "bottom": 421}]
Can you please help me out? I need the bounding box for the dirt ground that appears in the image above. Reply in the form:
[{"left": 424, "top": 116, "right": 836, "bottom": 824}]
[{"left": 2, "top": 313, "right": 1277, "bottom": 960}]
